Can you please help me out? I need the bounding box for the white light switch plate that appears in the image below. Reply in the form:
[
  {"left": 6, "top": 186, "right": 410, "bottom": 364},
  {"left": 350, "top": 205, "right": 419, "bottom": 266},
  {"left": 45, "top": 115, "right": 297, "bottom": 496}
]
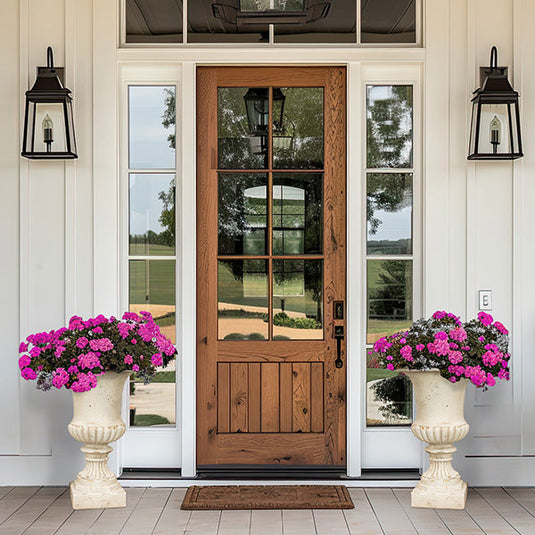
[{"left": 479, "top": 290, "right": 492, "bottom": 310}]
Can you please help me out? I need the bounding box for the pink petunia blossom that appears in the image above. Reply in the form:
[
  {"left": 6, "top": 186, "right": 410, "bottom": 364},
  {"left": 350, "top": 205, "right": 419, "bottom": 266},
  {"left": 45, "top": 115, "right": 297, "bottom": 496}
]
[
  {"left": 386, "top": 363, "right": 394, "bottom": 371},
  {"left": 493, "top": 321, "right": 509, "bottom": 335},
  {"left": 416, "top": 344, "right": 425, "bottom": 351},
  {"left": 19, "top": 342, "right": 28, "bottom": 353},
  {"left": 478, "top": 311, "right": 494, "bottom": 326},
  {"left": 29, "top": 346, "right": 41, "bottom": 358},
  {"left": 132, "top": 364, "right": 140, "bottom": 372},
  {"left": 124, "top": 354, "right": 133, "bottom": 365},
  {"left": 76, "top": 337, "right": 88, "bottom": 349},
  {"left": 151, "top": 353, "right": 163, "bottom": 367},
  {"left": 18, "top": 355, "right": 31, "bottom": 369},
  {"left": 21, "top": 367, "right": 37, "bottom": 380}
]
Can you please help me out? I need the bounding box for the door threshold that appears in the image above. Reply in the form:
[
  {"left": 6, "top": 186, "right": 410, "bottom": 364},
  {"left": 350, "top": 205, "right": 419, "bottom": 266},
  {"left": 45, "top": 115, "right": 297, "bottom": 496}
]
[{"left": 120, "top": 467, "right": 420, "bottom": 482}]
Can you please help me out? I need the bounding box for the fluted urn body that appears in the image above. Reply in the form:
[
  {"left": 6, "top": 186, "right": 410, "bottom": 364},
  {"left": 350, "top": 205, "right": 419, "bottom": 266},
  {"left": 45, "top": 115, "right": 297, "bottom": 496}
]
[
  {"left": 68, "top": 371, "right": 131, "bottom": 509},
  {"left": 404, "top": 370, "right": 469, "bottom": 510}
]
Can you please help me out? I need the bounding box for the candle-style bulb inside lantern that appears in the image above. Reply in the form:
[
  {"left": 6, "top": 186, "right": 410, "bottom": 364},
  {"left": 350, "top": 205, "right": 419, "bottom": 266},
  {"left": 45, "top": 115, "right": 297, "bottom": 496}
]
[
  {"left": 489, "top": 115, "right": 502, "bottom": 154},
  {"left": 42, "top": 114, "right": 54, "bottom": 152}
]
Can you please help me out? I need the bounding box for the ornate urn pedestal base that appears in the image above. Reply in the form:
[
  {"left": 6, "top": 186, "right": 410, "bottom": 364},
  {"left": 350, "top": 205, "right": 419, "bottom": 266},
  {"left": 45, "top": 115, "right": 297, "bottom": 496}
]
[
  {"left": 68, "top": 371, "right": 131, "bottom": 510},
  {"left": 404, "top": 370, "right": 469, "bottom": 510}
]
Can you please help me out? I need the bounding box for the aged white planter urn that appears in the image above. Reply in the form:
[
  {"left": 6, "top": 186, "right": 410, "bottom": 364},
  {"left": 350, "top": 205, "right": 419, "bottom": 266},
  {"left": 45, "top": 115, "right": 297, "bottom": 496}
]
[
  {"left": 68, "top": 371, "right": 131, "bottom": 510},
  {"left": 404, "top": 370, "right": 469, "bottom": 510}
]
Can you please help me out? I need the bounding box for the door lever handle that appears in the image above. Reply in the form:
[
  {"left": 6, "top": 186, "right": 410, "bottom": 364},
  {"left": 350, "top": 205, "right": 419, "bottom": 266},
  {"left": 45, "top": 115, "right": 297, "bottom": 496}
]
[{"left": 334, "top": 325, "right": 344, "bottom": 369}]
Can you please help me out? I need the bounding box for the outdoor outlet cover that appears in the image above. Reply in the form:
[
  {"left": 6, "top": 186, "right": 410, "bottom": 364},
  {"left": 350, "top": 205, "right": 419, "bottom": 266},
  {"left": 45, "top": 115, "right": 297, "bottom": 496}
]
[{"left": 479, "top": 290, "right": 492, "bottom": 310}]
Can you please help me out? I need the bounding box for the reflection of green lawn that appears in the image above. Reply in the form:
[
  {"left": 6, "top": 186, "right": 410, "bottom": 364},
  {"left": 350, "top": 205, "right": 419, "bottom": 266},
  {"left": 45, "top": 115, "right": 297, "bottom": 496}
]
[
  {"left": 367, "top": 319, "right": 412, "bottom": 334},
  {"left": 129, "top": 243, "right": 174, "bottom": 255},
  {"left": 218, "top": 262, "right": 317, "bottom": 316},
  {"left": 129, "top": 260, "right": 175, "bottom": 305},
  {"left": 367, "top": 368, "right": 399, "bottom": 383}
]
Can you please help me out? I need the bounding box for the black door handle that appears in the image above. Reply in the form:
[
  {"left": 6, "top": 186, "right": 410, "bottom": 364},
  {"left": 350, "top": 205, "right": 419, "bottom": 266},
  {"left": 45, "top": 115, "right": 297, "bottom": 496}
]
[{"left": 334, "top": 325, "right": 344, "bottom": 369}]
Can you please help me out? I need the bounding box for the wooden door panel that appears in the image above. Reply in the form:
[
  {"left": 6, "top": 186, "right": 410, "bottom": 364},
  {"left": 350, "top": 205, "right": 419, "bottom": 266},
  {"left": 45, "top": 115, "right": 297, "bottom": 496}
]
[{"left": 197, "top": 66, "right": 346, "bottom": 468}]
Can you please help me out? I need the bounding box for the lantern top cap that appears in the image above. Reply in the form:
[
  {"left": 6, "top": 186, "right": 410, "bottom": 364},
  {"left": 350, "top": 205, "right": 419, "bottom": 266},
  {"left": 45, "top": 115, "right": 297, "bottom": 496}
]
[
  {"left": 472, "top": 46, "right": 518, "bottom": 100},
  {"left": 26, "top": 46, "right": 71, "bottom": 97}
]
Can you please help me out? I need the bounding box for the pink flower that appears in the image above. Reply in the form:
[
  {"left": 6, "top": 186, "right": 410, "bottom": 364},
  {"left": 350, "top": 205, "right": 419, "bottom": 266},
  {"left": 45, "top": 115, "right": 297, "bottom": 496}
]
[
  {"left": 399, "top": 338, "right": 407, "bottom": 344},
  {"left": 76, "top": 337, "right": 88, "bottom": 349},
  {"left": 373, "top": 338, "right": 389, "bottom": 353},
  {"left": 19, "top": 342, "right": 28, "bottom": 353},
  {"left": 435, "top": 331, "right": 448, "bottom": 341},
  {"left": 494, "top": 321, "right": 509, "bottom": 335},
  {"left": 486, "top": 373, "right": 496, "bottom": 387},
  {"left": 427, "top": 342, "right": 436, "bottom": 354},
  {"left": 434, "top": 339, "right": 450, "bottom": 357},
  {"left": 122, "top": 312, "right": 140, "bottom": 321},
  {"left": 416, "top": 344, "right": 425, "bottom": 351},
  {"left": 151, "top": 353, "right": 163, "bottom": 367},
  {"left": 400, "top": 345, "right": 413, "bottom": 361},
  {"left": 18, "top": 355, "right": 31, "bottom": 369},
  {"left": 386, "top": 363, "right": 394, "bottom": 371},
  {"left": 449, "top": 377, "right": 457, "bottom": 383},
  {"left": 449, "top": 327, "right": 467, "bottom": 342},
  {"left": 29, "top": 346, "right": 41, "bottom": 358},
  {"left": 478, "top": 311, "right": 494, "bottom": 326},
  {"left": 67, "top": 365, "right": 79, "bottom": 374},
  {"left": 52, "top": 368, "right": 70, "bottom": 389},
  {"left": 131, "top": 338, "right": 137, "bottom": 345},
  {"left": 132, "top": 364, "right": 140, "bottom": 372},
  {"left": 386, "top": 355, "right": 393, "bottom": 361},
  {"left": 124, "top": 354, "right": 133, "bottom": 365},
  {"left": 21, "top": 367, "right": 37, "bottom": 380},
  {"left": 448, "top": 351, "right": 463, "bottom": 364},
  {"left": 78, "top": 352, "right": 101, "bottom": 370},
  {"left": 433, "top": 311, "right": 447, "bottom": 319},
  {"left": 92, "top": 326, "right": 104, "bottom": 335}
]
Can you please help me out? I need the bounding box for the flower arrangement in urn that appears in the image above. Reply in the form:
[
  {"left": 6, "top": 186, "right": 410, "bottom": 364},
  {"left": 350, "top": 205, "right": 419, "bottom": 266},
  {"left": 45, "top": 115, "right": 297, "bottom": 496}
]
[
  {"left": 373, "top": 310, "right": 510, "bottom": 510},
  {"left": 373, "top": 310, "right": 510, "bottom": 387},
  {"left": 19, "top": 311, "right": 176, "bottom": 391},
  {"left": 18, "top": 311, "right": 177, "bottom": 510}
]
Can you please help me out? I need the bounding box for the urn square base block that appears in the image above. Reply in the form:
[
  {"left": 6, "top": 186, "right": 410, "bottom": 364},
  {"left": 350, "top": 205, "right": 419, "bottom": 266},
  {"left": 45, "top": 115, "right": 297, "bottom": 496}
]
[
  {"left": 70, "top": 479, "right": 126, "bottom": 510},
  {"left": 411, "top": 481, "right": 467, "bottom": 510}
]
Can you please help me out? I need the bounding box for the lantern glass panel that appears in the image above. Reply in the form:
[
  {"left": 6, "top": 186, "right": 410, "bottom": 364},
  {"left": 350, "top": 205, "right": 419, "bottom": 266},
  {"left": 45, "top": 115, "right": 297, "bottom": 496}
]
[
  {"left": 31, "top": 102, "right": 67, "bottom": 154},
  {"left": 477, "top": 103, "right": 516, "bottom": 156}
]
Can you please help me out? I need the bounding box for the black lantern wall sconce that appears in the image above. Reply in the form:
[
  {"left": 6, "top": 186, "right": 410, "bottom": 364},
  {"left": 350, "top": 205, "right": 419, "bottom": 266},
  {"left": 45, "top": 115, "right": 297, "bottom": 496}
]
[
  {"left": 468, "top": 46, "right": 523, "bottom": 160},
  {"left": 21, "top": 47, "right": 77, "bottom": 159}
]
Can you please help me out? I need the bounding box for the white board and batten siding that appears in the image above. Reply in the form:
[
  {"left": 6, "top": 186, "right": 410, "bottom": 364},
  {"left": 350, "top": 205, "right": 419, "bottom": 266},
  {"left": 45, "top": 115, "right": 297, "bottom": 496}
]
[{"left": 1, "top": 0, "right": 535, "bottom": 485}]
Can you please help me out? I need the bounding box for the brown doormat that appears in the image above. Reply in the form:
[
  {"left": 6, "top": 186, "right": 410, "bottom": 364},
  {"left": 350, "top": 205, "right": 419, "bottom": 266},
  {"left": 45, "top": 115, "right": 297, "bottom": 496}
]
[{"left": 181, "top": 485, "right": 354, "bottom": 510}]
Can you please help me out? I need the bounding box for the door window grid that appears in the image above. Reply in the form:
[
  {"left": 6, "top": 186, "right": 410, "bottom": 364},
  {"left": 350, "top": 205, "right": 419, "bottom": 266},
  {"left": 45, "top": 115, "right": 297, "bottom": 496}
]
[
  {"left": 365, "top": 84, "right": 415, "bottom": 427},
  {"left": 122, "top": 0, "right": 420, "bottom": 46},
  {"left": 127, "top": 85, "right": 177, "bottom": 428}
]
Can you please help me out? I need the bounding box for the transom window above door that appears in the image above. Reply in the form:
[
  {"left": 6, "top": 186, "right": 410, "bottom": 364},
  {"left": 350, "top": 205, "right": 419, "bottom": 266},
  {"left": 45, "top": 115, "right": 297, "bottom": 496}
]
[{"left": 124, "top": 0, "right": 418, "bottom": 45}]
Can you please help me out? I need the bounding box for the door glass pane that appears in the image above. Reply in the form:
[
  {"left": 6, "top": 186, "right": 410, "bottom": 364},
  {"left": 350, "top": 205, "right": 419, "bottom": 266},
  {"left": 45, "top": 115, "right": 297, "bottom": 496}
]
[
  {"left": 274, "top": 0, "right": 356, "bottom": 44},
  {"left": 273, "top": 87, "right": 324, "bottom": 169},
  {"left": 272, "top": 259, "right": 323, "bottom": 340},
  {"left": 129, "top": 86, "right": 176, "bottom": 169},
  {"left": 273, "top": 173, "right": 323, "bottom": 255},
  {"left": 367, "top": 173, "right": 412, "bottom": 255},
  {"left": 129, "top": 174, "right": 175, "bottom": 255},
  {"left": 366, "top": 85, "right": 413, "bottom": 169},
  {"left": 366, "top": 354, "right": 413, "bottom": 427},
  {"left": 126, "top": 0, "right": 183, "bottom": 43},
  {"left": 219, "top": 173, "right": 268, "bottom": 255},
  {"left": 218, "top": 260, "right": 269, "bottom": 340},
  {"left": 129, "top": 259, "right": 176, "bottom": 427},
  {"left": 367, "top": 259, "right": 412, "bottom": 345},
  {"left": 218, "top": 88, "right": 269, "bottom": 169},
  {"left": 361, "top": 0, "right": 416, "bottom": 44}
]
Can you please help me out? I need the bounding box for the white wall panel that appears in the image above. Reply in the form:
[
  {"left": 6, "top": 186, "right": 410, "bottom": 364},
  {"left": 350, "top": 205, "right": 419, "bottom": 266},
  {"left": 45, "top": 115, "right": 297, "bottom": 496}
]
[{"left": 0, "top": 0, "right": 22, "bottom": 454}]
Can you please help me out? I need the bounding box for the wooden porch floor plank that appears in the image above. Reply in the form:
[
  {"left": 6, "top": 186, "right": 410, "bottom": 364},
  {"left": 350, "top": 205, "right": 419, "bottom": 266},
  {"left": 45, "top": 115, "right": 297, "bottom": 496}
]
[
  {"left": 217, "top": 509, "right": 251, "bottom": 535},
  {"left": 53, "top": 506, "right": 104, "bottom": 535},
  {"left": 343, "top": 488, "right": 384, "bottom": 535},
  {"left": 504, "top": 488, "right": 535, "bottom": 516},
  {"left": 24, "top": 489, "right": 74, "bottom": 535},
  {"left": 281, "top": 509, "right": 317, "bottom": 535},
  {"left": 434, "top": 507, "right": 487, "bottom": 535},
  {"left": 119, "top": 487, "right": 172, "bottom": 534},
  {"left": 464, "top": 488, "right": 520, "bottom": 534},
  {"left": 0, "top": 486, "right": 64, "bottom": 534},
  {"left": 249, "top": 509, "right": 283, "bottom": 535},
  {"left": 312, "top": 509, "right": 350, "bottom": 534},
  {"left": 184, "top": 509, "right": 221, "bottom": 535},
  {"left": 476, "top": 488, "right": 535, "bottom": 535},
  {"left": 84, "top": 487, "right": 145, "bottom": 535},
  {"left": 365, "top": 488, "right": 417, "bottom": 535},
  {"left": 0, "top": 487, "right": 15, "bottom": 501},
  {"left": 0, "top": 486, "right": 40, "bottom": 525},
  {"left": 393, "top": 488, "right": 451, "bottom": 534},
  {"left": 152, "top": 488, "right": 191, "bottom": 534}
]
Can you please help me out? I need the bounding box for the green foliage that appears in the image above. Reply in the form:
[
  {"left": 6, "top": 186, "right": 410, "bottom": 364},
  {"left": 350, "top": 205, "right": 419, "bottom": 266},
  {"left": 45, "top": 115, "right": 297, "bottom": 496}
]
[
  {"left": 223, "top": 332, "right": 266, "bottom": 340},
  {"left": 272, "top": 312, "right": 321, "bottom": 330},
  {"left": 133, "top": 414, "right": 171, "bottom": 426},
  {"left": 273, "top": 335, "right": 291, "bottom": 341}
]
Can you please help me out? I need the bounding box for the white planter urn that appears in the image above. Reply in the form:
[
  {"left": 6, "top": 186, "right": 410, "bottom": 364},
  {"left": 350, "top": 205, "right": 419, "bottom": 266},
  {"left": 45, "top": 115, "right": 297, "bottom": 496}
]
[
  {"left": 404, "top": 370, "right": 469, "bottom": 510},
  {"left": 68, "top": 371, "right": 131, "bottom": 510}
]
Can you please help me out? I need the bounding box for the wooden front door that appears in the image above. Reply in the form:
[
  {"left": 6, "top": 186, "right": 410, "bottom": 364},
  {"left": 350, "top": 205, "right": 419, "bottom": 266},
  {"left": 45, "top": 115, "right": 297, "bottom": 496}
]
[{"left": 197, "top": 66, "right": 346, "bottom": 468}]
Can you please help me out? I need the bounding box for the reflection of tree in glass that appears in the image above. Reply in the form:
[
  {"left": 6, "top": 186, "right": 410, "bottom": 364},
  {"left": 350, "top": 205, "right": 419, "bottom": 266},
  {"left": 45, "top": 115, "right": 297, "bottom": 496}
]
[
  {"left": 158, "top": 181, "right": 175, "bottom": 248},
  {"left": 368, "top": 260, "right": 411, "bottom": 321},
  {"left": 371, "top": 374, "right": 412, "bottom": 421},
  {"left": 367, "top": 173, "right": 411, "bottom": 237},
  {"left": 162, "top": 88, "right": 176, "bottom": 150},
  {"left": 367, "top": 86, "right": 412, "bottom": 169}
]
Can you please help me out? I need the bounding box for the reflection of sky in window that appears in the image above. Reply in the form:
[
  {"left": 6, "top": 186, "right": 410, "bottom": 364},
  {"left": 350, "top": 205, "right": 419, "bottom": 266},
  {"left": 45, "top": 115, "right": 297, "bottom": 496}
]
[
  {"left": 129, "top": 86, "right": 175, "bottom": 169},
  {"left": 130, "top": 174, "right": 174, "bottom": 235},
  {"left": 368, "top": 206, "right": 411, "bottom": 242},
  {"left": 244, "top": 185, "right": 305, "bottom": 200}
]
